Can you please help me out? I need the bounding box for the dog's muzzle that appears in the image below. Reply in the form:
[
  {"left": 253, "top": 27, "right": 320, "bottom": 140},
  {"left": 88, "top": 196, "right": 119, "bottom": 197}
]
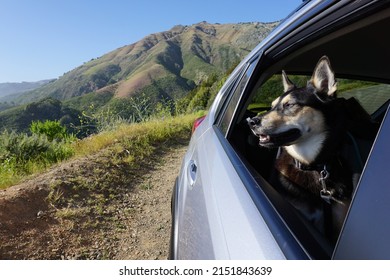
[
  {"left": 247, "top": 116, "right": 264, "bottom": 138},
  {"left": 247, "top": 116, "right": 261, "bottom": 127},
  {"left": 247, "top": 116, "right": 301, "bottom": 147}
]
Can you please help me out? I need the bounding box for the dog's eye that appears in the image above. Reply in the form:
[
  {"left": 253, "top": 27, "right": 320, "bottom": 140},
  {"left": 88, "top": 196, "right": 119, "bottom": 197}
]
[{"left": 283, "top": 102, "right": 295, "bottom": 109}]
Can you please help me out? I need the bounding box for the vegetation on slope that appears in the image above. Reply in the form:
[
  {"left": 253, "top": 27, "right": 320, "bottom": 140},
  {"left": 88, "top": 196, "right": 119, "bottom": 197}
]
[
  {"left": 0, "top": 97, "right": 81, "bottom": 134},
  {"left": 0, "top": 112, "right": 200, "bottom": 190},
  {"left": 0, "top": 64, "right": 224, "bottom": 189},
  {"left": 3, "top": 22, "right": 277, "bottom": 105},
  {"left": 0, "top": 59, "right": 218, "bottom": 189},
  {"left": 0, "top": 22, "right": 278, "bottom": 136}
]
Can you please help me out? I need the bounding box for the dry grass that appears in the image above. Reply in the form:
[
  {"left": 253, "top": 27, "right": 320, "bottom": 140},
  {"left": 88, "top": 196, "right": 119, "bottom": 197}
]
[
  {"left": 72, "top": 113, "right": 197, "bottom": 158},
  {"left": 0, "top": 113, "right": 199, "bottom": 190}
]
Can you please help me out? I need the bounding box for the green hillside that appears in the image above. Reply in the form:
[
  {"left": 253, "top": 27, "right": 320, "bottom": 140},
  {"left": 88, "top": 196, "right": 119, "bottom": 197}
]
[
  {"left": 8, "top": 22, "right": 277, "bottom": 105},
  {"left": 0, "top": 21, "right": 277, "bottom": 134},
  {"left": 0, "top": 98, "right": 81, "bottom": 134}
]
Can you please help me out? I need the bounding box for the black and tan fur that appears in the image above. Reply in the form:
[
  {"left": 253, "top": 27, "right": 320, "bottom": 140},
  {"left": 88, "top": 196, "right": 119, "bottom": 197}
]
[{"left": 247, "top": 56, "right": 370, "bottom": 242}]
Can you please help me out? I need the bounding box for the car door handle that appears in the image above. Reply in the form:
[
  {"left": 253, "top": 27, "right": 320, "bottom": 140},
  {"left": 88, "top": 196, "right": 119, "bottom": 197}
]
[{"left": 188, "top": 160, "right": 197, "bottom": 187}]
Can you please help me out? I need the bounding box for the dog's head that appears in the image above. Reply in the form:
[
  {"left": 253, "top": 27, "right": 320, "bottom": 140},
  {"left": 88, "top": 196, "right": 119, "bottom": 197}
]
[{"left": 248, "top": 56, "right": 338, "bottom": 164}]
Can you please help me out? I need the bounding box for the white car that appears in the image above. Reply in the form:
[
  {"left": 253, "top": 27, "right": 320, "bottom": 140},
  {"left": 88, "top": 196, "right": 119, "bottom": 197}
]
[{"left": 170, "top": 0, "right": 390, "bottom": 259}]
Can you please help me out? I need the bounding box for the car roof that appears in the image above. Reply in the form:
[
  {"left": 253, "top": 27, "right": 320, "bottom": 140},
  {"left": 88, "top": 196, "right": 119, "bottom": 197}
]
[{"left": 248, "top": 0, "right": 390, "bottom": 83}]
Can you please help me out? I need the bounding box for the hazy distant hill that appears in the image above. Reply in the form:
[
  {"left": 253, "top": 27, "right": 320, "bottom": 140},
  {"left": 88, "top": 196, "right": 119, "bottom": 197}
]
[
  {"left": 10, "top": 21, "right": 278, "bottom": 105},
  {"left": 0, "top": 80, "right": 54, "bottom": 100}
]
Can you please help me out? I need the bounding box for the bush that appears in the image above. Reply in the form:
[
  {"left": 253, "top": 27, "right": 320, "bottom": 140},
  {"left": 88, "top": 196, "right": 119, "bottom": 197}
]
[
  {"left": 0, "top": 130, "right": 74, "bottom": 187},
  {"left": 30, "top": 120, "right": 70, "bottom": 141},
  {"left": 186, "top": 86, "right": 210, "bottom": 112}
]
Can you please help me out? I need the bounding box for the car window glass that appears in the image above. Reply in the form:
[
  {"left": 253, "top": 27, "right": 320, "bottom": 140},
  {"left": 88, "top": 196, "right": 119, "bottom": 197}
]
[
  {"left": 213, "top": 65, "right": 246, "bottom": 122},
  {"left": 334, "top": 105, "right": 390, "bottom": 259},
  {"left": 248, "top": 75, "right": 390, "bottom": 115},
  {"left": 217, "top": 62, "right": 257, "bottom": 135}
]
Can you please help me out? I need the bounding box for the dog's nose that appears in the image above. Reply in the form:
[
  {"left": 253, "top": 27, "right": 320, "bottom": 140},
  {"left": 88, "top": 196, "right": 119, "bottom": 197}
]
[{"left": 247, "top": 117, "right": 261, "bottom": 126}]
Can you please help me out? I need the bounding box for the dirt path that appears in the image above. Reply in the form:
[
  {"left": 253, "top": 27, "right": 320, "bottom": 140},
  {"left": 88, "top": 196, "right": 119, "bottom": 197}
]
[
  {"left": 0, "top": 143, "right": 188, "bottom": 260},
  {"left": 115, "top": 145, "right": 186, "bottom": 259}
]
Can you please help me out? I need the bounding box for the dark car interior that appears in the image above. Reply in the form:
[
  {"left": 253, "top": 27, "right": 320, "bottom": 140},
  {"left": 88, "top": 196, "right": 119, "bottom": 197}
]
[{"left": 225, "top": 4, "right": 390, "bottom": 259}]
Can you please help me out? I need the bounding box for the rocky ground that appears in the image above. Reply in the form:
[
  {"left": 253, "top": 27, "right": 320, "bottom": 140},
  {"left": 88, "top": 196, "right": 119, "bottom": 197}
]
[{"left": 0, "top": 142, "right": 188, "bottom": 260}]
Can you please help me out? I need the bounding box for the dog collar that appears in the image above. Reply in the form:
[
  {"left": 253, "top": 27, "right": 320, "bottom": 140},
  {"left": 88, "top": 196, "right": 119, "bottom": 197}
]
[
  {"left": 293, "top": 158, "right": 346, "bottom": 205},
  {"left": 293, "top": 158, "right": 325, "bottom": 172}
]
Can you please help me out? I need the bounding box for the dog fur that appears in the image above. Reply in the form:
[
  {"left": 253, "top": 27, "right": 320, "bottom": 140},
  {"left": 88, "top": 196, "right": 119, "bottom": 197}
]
[{"left": 247, "top": 56, "right": 360, "bottom": 242}]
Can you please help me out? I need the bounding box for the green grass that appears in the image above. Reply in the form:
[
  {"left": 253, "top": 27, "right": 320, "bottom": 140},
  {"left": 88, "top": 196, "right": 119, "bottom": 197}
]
[
  {"left": 73, "top": 113, "right": 195, "bottom": 157},
  {"left": 0, "top": 113, "right": 198, "bottom": 190}
]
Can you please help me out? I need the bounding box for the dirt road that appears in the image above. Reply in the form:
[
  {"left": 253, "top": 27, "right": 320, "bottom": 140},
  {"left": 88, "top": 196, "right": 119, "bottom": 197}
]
[{"left": 0, "top": 143, "right": 188, "bottom": 260}]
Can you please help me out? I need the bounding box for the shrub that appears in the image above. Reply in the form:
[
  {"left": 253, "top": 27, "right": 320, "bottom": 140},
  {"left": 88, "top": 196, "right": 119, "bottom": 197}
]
[
  {"left": 0, "top": 130, "right": 74, "bottom": 188},
  {"left": 30, "top": 120, "right": 70, "bottom": 141},
  {"left": 186, "top": 86, "right": 211, "bottom": 112}
]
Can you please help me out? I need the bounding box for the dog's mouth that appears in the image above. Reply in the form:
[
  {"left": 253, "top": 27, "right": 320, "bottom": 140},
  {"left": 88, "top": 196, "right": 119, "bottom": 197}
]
[{"left": 258, "top": 128, "right": 301, "bottom": 147}]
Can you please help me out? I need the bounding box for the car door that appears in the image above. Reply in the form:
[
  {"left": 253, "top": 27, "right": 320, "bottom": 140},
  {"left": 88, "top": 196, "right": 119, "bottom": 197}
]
[
  {"left": 175, "top": 55, "right": 285, "bottom": 259},
  {"left": 334, "top": 105, "right": 390, "bottom": 259}
]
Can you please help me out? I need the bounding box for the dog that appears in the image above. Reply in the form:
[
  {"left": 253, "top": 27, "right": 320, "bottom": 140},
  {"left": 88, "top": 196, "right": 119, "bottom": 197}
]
[{"left": 247, "top": 56, "right": 369, "bottom": 242}]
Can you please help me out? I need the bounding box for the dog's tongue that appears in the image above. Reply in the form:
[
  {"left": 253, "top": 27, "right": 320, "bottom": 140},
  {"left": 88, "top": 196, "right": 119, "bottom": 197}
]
[{"left": 259, "top": 134, "right": 271, "bottom": 143}]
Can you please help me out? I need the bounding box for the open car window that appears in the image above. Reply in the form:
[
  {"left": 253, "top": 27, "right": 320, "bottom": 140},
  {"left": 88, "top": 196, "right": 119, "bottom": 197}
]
[{"left": 227, "top": 73, "right": 390, "bottom": 259}]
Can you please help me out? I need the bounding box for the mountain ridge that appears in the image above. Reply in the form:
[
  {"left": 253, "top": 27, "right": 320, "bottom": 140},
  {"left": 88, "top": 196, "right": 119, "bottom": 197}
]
[{"left": 6, "top": 21, "right": 278, "bottom": 105}]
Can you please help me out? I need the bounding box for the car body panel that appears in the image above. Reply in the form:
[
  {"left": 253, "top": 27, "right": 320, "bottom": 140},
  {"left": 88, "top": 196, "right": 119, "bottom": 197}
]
[{"left": 175, "top": 120, "right": 285, "bottom": 259}]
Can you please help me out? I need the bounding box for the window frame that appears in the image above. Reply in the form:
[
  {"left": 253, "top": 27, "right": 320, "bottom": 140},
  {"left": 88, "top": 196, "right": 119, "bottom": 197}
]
[
  {"left": 213, "top": 53, "right": 333, "bottom": 259},
  {"left": 215, "top": 54, "right": 261, "bottom": 136}
]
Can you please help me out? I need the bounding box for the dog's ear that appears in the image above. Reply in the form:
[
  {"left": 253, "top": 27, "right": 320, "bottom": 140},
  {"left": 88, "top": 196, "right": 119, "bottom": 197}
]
[
  {"left": 282, "top": 70, "right": 296, "bottom": 92},
  {"left": 310, "top": 56, "right": 337, "bottom": 97}
]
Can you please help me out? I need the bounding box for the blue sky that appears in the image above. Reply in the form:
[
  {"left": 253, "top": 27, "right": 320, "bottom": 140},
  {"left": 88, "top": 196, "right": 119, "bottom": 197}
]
[{"left": 0, "top": 0, "right": 303, "bottom": 83}]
